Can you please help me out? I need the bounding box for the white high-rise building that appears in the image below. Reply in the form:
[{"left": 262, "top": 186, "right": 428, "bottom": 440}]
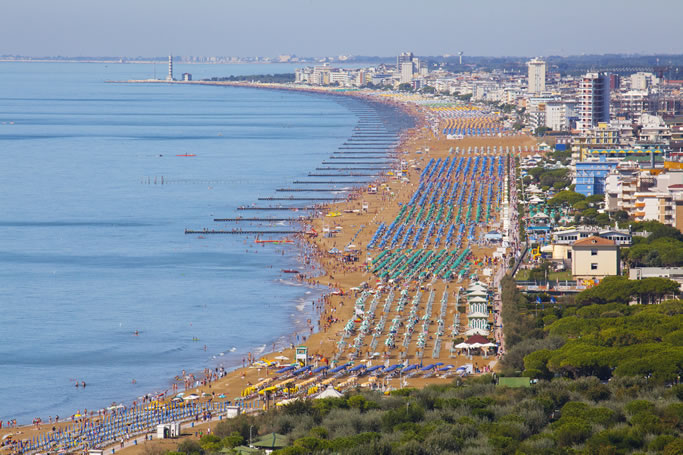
[
  {"left": 397, "top": 52, "right": 414, "bottom": 69},
  {"left": 400, "top": 62, "right": 414, "bottom": 84},
  {"left": 527, "top": 58, "right": 546, "bottom": 94},
  {"left": 545, "top": 102, "right": 569, "bottom": 131},
  {"left": 578, "top": 72, "right": 610, "bottom": 132}
]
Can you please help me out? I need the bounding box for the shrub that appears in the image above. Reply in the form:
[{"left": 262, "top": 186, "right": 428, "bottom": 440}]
[
  {"left": 292, "top": 436, "right": 329, "bottom": 452},
  {"left": 220, "top": 432, "right": 244, "bottom": 449},
  {"left": 650, "top": 434, "right": 677, "bottom": 452},
  {"left": 625, "top": 399, "right": 655, "bottom": 416},
  {"left": 664, "top": 438, "right": 683, "bottom": 455},
  {"left": 308, "top": 426, "right": 328, "bottom": 439},
  {"left": 213, "top": 414, "right": 257, "bottom": 441},
  {"left": 554, "top": 418, "right": 592, "bottom": 446},
  {"left": 177, "top": 440, "right": 203, "bottom": 455}
]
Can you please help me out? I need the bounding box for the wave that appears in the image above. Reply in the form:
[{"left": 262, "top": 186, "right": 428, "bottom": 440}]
[{"left": 277, "top": 278, "right": 304, "bottom": 287}]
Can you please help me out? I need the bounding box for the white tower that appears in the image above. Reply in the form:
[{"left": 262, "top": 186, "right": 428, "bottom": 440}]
[
  {"left": 458, "top": 51, "right": 463, "bottom": 65},
  {"left": 527, "top": 58, "right": 546, "bottom": 94},
  {"left": 167, "top": 55, "right": 173, "bottom": 81}
]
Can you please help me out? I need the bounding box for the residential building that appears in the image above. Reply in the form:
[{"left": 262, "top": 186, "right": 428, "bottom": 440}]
[
  {"left": 571, "top": 236, "right": 620, "bottom": 279},
  {"left": 578, "top": 72, "right": 610, "bottom": 132},
  {"left": 604, "top": 161, "right": 641, "bottom": 213},
  {"left": 545, "top": 102, "right": 569, "bottom": 131},
  {"left": 527, "top": 58, "right": 546, "bottom": 94},
  {"left": 397, "top": 52, "right": 414, "bottom": 70},
  {"left": 629, "top": 267, "right": 683, "bottom": 290},
  {"left": 573, "top": 122, "right": 625, "bottom": 159},
  {"left": 400, "top": 62, "right": 414, "bottom": 84},
  {"left": 630, "top": 72, "right": 658, "bottom": 90},
  {"left": 664, "top": 115, "right": 683, "bottom": 154},
  {"left": 633, "top": 191, "right": 674, "bottom": 225},
  {"left": 328, "top": 70, "right": 349, "bottom": 86},
  {"left": 575, "top": 158, "right": 619, "bottom": 196},
  {"left": 553, "top": 228, "right": 632, "bottom": 246}
]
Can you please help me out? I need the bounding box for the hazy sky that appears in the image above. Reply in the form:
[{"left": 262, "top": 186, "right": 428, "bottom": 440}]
[{"left": 2, "top": 0, "right": 682, "bottom": 57}]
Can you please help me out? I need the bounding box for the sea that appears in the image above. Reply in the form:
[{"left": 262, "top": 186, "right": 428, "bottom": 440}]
[{"left": 0, "top": 62, "right": 375, "bottom": 422}]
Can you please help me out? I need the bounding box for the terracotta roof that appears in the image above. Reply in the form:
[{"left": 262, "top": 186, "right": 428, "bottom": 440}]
[
  {"left": 465, "top": 335, "right": 490, "bottom": 345},
  {"left": 573, "top": 235, "right": 616, "bottom": 247}
]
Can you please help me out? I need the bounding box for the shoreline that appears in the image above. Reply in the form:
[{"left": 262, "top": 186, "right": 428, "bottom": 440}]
[
  {"left": 1, "top": 80, "right": 537, "bottom": 455},
  {"left": 0, "top": 83, "right": 417, "bottom": 428}
]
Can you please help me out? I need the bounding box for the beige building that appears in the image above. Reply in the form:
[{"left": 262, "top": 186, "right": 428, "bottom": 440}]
[{"left": 571, "top": 236, "right": 620, "bottom": 279}]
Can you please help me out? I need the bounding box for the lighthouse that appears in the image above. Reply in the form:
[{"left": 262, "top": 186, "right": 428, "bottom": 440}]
[{"left": 167, "top": 55, "right": 174, "bottom": 81}]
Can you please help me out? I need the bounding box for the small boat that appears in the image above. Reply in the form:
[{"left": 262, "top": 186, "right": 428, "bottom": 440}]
[
  {"left": 176, "top": 154, "right": 196, "bottom": 157},
  {"left": 282, "top": 269, "right": 300, "bottom": 274}
]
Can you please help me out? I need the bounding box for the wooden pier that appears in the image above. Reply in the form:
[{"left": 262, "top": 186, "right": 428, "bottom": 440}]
[
  {"left": 214, "top": 217, "right": 310, "bottom": 222},
  {"left": 308, "top": 173, "right": 375, "bottom": 176},
  {"left": 257, "top": 197, "right": 345, "bottom": 201},
  {"left": 316, "top": 161, "right": 391, "bottom": 166},
  {"left": 315, "top": 167, "right": 389, "bottom": 171},
  {"left": 276, "top": 188, "right": 349, "bottom": 192},
  {"left": 185, "top": 229, "right": 302, "bottom": 235},
  {"left": 338, "top": 147, "right": 393, "bottom": 150},
  {"left": 293, "top": 180, "right": 371, "bottom": 184},
  {"left": 237, "top": 206, "right": 318, "bottom": 211}
]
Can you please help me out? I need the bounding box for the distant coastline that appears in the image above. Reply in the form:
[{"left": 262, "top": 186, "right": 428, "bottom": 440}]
[{"left": 0, "top": 59, "right": 302, "bottom": 64}]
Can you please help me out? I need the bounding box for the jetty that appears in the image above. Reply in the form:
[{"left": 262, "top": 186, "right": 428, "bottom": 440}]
[
  {"left": 257, "top": 197, "right": 345, "bottom": 201},
  {"left": 213, "top": 217, "right": 310, "bottom": 222},
  {"left": 237, "top": 206, "right": 318, "bottom": 211},
  {"left": 185, "top": 229, "right": 302, "bottom": 235}
]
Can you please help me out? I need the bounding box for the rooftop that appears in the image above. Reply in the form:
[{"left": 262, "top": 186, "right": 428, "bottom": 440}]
[{"left": 573, "top": 236, "right": 616, "bottom": 247}]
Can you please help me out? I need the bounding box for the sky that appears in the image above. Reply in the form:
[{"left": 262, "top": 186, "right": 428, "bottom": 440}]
[{"left": 2, "top": 0, "right": 682, "bottom": 58}]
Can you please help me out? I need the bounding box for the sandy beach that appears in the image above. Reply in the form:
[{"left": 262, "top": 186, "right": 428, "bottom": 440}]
[{"left": 0, "top": 84, "right": 538, "bottom": 455}]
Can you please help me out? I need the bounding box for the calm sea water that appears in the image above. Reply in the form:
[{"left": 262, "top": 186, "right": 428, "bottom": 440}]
[{"left": 0, "top": 62, "right": 366, "bottom": 422}]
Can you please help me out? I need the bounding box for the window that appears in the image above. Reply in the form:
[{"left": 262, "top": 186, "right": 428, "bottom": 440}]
[
  {"left": 591, "top": 263, "right": 598, "bottom": 270},
  {"left": 591, "top": 249, "right": 598, "bottom": 256}
]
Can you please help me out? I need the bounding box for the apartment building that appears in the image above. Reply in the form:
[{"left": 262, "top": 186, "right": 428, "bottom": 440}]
[
  {"left": 578, "top": 72, "right": 610, "bottom": 132},
  {"left": 527, "top": 58, "right": 546, "bottom": 94}
]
